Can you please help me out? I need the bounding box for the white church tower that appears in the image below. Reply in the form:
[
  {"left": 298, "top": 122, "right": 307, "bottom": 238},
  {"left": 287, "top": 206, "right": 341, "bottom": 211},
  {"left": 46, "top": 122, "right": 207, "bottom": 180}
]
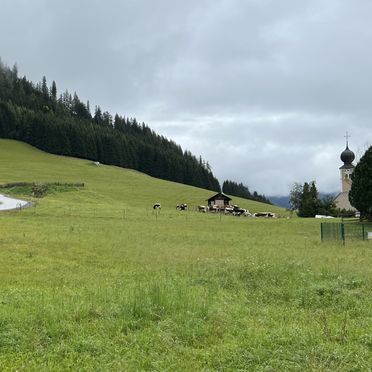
[{"left": 334, "top": 133, "right": 356, "bottom": 211}]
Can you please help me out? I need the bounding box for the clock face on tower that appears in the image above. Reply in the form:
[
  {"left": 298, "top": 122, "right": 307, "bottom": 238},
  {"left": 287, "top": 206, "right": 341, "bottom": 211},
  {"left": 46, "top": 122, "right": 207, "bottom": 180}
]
[{"left": 343, "top": 168, "right": 352, "bottom": 179}]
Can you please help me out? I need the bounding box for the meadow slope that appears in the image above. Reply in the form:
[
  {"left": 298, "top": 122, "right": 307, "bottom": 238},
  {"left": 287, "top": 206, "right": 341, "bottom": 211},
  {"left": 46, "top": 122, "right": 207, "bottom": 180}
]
[{"left": 0, "top": 139, "right": 371, "bottom": 371}]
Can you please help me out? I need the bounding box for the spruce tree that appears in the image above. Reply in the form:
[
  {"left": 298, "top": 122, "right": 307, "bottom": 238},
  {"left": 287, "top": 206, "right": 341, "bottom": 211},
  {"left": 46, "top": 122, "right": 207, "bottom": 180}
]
[
  {"left": 50, "top": 81, "right": 57, "bottom": 100},
  {"left": 349, "top": 146, "right": 372, "bottom": 219},
  {"left": 41, "top": 76, "right": 49, "bottom": 98},
  {"left": 298, "top": 181, "right": 319, "bottom": 217}
]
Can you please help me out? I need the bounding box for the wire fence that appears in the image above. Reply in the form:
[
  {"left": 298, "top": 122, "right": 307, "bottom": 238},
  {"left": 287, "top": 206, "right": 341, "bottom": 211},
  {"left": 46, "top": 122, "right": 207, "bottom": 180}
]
[
  {"left": 321, "top": 221, "right": 372, "bottom": 244},
  {"left": 1, "top": 204, "right": 246, "bottom": 222},
  {"left": 2, "top": 202, "right": 286, "bottom": 220}
]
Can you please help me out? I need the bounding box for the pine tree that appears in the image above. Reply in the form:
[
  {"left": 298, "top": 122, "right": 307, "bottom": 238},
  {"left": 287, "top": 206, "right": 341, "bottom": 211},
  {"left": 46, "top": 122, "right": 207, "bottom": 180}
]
[
  {"left": 349, "top": 146, "right": 372, "bottom": 219},
  {"left": 50, "top": 81, "right": 57, "bottom": 100},
  {"left": 41, "top": 76, "right": 49, "bottom": 98},
  {"left": 86, "top": 100, "right": 91, "bottom": 117},
  {"left": 298, "top": 181, "right": 320, "bottom": 217},
  {"left": 11, "top": 63, "right": 18, "bottom": 79},
  {"left": 94, "top": 106, "right": 103, "bottom": 125}
]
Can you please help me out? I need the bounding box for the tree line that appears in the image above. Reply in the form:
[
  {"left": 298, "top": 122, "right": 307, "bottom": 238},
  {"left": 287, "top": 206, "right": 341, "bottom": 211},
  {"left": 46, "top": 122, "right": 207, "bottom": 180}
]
[
  {"left": 0, "top": 61, "right": 220, "bottom": 191},
  {"left": 289, "top": 181, "right": 337, "bottom": 217},
  {"left": 222, "top": 180, "right": 271, "bottom": 204},
  {"left": 289, "top": 146, "right": 372, "bottom": 220}
]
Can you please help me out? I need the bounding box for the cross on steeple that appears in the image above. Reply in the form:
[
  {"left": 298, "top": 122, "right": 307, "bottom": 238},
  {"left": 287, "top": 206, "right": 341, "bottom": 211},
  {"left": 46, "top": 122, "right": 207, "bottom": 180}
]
[{"left": 344, "top": 131, "right": 351, "bottom": 146}]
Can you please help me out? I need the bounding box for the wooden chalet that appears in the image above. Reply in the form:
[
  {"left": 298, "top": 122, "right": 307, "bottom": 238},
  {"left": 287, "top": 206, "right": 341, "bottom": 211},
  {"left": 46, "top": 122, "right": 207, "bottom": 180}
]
[{"left": 207, "top": 192, "right": 232, "bottom": 207}]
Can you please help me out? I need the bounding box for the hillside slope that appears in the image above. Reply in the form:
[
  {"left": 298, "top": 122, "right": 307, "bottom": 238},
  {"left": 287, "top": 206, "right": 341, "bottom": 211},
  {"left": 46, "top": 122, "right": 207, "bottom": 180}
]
[
  {"left": 1, "top": 140, "right": 370, "bottom": 371},
  {"left": 0, "top": 139, "right": 285, "bottom": 214},
  {"left": 0, "top": 61, "right": 221, "bottom": 191}
]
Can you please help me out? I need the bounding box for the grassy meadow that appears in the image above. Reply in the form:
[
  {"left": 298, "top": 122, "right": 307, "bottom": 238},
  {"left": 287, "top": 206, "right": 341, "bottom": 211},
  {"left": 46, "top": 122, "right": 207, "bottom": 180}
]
[{"left": 0, "top": 139, "right": 371, "bottom": 371}]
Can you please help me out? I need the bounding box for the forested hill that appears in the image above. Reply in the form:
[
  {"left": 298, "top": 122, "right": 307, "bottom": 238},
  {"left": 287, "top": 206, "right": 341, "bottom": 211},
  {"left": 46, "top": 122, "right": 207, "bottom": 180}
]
[
  {"left": 222, "top": 180, "right": 272, "bottom": 205},
  {"left": 0, "top": 61, "right": 220, "bottom": 191}
]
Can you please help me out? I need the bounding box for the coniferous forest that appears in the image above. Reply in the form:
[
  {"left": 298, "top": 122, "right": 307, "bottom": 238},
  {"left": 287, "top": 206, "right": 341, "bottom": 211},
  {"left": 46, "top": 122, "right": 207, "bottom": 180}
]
[
  {"left": 222, "top": 180, "right": 271, "bottom": 204},
  {"left": 0, "top": 61, "right": 220, "bottom": 191}
]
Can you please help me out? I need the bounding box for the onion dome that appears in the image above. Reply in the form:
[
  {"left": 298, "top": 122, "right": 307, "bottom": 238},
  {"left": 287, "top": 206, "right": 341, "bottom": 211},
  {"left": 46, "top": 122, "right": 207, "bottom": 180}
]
[{"left": 340, "top": 145, "right": 355, "bottom": 165}]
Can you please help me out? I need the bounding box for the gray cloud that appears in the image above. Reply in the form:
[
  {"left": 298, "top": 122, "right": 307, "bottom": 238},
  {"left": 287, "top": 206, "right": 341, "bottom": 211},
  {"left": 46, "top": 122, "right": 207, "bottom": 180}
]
[{"left": 1, "top": 0, "right": 372, "bottom": 195}]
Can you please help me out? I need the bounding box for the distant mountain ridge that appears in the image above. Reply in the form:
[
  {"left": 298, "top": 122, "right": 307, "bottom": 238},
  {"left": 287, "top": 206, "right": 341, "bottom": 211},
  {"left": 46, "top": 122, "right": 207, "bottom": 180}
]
[
  {"left": 270, "top": 192, "right": 338, "bottom": 209},
  {"left": 269, "top": 196, "right": 290, "bottom": 209}
]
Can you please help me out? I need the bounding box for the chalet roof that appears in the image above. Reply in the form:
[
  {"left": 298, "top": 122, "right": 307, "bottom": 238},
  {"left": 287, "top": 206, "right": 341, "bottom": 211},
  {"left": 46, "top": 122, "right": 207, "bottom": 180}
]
[{"left": 206, "top": 192, "right": 232, "bottom": 202}]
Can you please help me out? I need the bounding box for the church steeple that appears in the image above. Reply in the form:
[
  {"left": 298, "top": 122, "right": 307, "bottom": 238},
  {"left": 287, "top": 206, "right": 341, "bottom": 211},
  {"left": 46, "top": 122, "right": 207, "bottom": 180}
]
[
  {"left": 339, "top": 132, "right": 355, "bottom": 192},
  {"left": 334, "top": 132, "right": 357, "bottom": 211},
  {"left": 340, "top": 131, "right": 355, "bottom": 167}
]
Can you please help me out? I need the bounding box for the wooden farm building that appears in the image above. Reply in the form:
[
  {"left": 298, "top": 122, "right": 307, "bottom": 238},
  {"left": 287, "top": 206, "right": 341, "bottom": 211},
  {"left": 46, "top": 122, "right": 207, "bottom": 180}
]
[{"left": 207, "top": 192, "right": 232, "bottom": 207}]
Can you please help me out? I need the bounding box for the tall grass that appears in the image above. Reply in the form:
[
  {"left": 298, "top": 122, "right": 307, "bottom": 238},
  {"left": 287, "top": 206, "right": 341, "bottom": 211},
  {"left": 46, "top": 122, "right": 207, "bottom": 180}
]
[{"left": 0, "top": 139, "right": 371, "bottom": 370}]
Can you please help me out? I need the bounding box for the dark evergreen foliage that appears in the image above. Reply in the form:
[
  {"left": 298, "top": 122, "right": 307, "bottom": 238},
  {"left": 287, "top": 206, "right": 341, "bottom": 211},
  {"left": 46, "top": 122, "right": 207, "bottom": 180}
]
[
  {"left": 290, "top": 181, "right": 336, "bottom": 217},
  {"left": 298, "top": 182, "right": 319, "bottom": 217},
  {"left": 0, "top": 61, "right": 220, "bottom": 191},
  {"left": 349, "top": 146, "right": 372, "bottom": 219},
  {"left": 222, "top": 180, "right": 271, "bottom": 204}
]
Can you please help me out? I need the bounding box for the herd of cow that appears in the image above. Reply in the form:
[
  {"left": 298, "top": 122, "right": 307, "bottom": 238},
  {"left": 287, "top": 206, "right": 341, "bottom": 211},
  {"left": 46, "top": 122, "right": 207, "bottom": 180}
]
[
  {"left": 197, "top": 204, "right": 276, "bottom": 217},
  {"left": 197, "top": 204, "right": 250, "bottom": 216},
  {"left": 153, "top": 203, "right": 276, "bottom": 218}
]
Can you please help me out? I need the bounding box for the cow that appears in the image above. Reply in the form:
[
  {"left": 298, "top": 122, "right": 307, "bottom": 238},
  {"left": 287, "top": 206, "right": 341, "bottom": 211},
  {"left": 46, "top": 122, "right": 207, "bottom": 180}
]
[
  {"left": 226, "top": 205, "right": 251, "bottom": 217},
  {"left": 235, "top": 209, "right": 251, "bottom": 217},
  {"left": 209, "top": 205, "right": 220, "bottom": 212},
  {"left": 224, "top": 205, "right": 234, "bottom": 214},
  {"left": 198, "top": 205, "right": 207, "bottom": 212},
  {"left": 231, "top": 205, "right": 244, "bottom": 216},
  {"left": 242, "top": 210, "right": 252, "bottom": 217},
  {"left": 253, "top": 212, "right": 276, "bottom": 218},
  {"left": 176, "top": 203, "right": 188, "bottom": 211},
  {"left": 153, "top": 203, "right": 161, "bottom": 210}
]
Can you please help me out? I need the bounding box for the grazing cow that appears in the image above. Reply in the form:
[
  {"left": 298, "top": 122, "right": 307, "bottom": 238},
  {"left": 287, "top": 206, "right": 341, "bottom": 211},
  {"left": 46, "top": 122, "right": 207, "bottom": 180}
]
[
  {"left": 253, "top": 212, "right": 276, "bottom": 218},
  {"left": 242, "top": 210, "right": 252, "bottom": 217},
  {"left": 176, "top": 203, "right": 188, "bottom": 211},
  {"left": 198, "top": 205, "right": 207, "bottom": 213},
  {"left": 209, "top": 205, "right": 219, "bottom": 212},
  {"left": 224, "top": 205, "right": 234, "bottom": 214},
  {"left": 232, "top": 210, "right": 244, "bottom": 217},
  {"left": 153, "top": 203, "right": 161, "bottom": 210},
  {"left": 228, "top": 205, "right": 251, "bottom": 217},
  {"left": 232, "top": 205, "right": 244, "bottom": 216}
]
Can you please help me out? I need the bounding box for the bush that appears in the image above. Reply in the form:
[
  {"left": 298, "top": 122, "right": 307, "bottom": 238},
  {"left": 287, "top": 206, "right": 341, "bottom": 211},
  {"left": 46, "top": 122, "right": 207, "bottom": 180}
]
[{"left": 32, "top": 184, "right": 48, "bottom": 197}]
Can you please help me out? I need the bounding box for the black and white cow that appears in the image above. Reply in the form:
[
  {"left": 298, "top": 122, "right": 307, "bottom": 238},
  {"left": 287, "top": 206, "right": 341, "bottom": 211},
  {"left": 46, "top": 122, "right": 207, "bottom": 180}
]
[
  {"left": 153, "top": 203, "right": 161, "bottom": 210},
  {"left": 224, "top": 205, "right": 234, "bottom": 214},
  {"left": 198, "top": 205, "right": 207, "bottom": 212},
  {"left": 228, "top": 205, "right": 251, "bottom": 217},
  {"left": 176, "top": 203, "right": 188, "bottom": 211},
  {"left": 253, "top": 212, "right": 276, "bottom": 218}
]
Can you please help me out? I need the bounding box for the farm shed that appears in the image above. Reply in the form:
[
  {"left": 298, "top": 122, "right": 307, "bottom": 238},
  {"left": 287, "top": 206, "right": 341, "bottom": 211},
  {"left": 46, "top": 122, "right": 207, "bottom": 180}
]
[{"left": 207, "top": 192, "right": 232, "bottom": 207}]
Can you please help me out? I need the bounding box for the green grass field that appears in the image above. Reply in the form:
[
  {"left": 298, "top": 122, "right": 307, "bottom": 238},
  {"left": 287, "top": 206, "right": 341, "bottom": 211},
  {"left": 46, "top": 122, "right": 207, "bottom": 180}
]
[{"left": 0, "top": 139, "right": 371, "bottom": 371}]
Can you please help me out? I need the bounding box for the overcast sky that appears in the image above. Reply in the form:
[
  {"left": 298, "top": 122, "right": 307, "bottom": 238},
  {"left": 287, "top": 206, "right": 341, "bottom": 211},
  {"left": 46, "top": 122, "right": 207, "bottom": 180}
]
[{"left": 1, "top": 0, "right": 372, "bottom": 195}]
